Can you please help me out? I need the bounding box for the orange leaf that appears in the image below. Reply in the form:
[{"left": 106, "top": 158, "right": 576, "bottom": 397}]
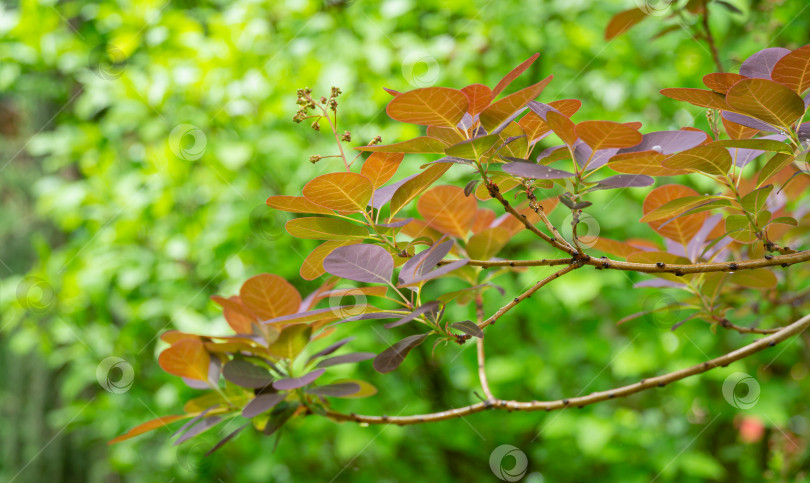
[
  {"left": 302, "top": 172, "right": 374, "bottom": 212},
  {"left": 417, "top": 185, "right": 477, "bottom": 238},
  {"left": 725, "top": 78, "right": 806, "bottom": 130},
  {"left": 575, "top": 120, "right": 642, "bottom": 150},
  {"left": 659, "top": 88, "right": 731, "bottom": 110},
  {"left": 771, "top": 45, "right": 810, "bottom": 95},
  {"left": 492, "top": 53, "right": 540, "bottom": 97},
  {"left": 239, "top": 273, "right": 301, "bottom": 321},
  {"left": 158, "top": 339, "right": 211, "bottom": 381},
  {"left": 461, "top": 84, "right": 493, "bottom": 116},
  {"left": 546, "top": 110, "right": 577, "bottom": 146},
  {"left": 211, "top": 295, "right": 257, "bottom": 333},
  {"left": 662, "top": 144, "right": 732, "bottom": 176},
  {"left": 109, "top": 414, "right": 190, "bottom": 445},
  {"left": 642, "top": 184, "right": 708, "bottom": 245},
  {"left": 266, "top": 195, "right": 333, "bottom": 214},
  {"left": 479, "top": 76, "right": 553, "bottom": 132},
  {"left": 159, "top": 331, "right": 199, "bottom": 344},
  {"left": 605, "top": 8, "right": 648, "bottom": 40},
  {"left": 721, "top": 115, "right": 758, "bottom": 140},
  {"left": 361, "top": 152, "right": 403, "bottom": 189},
  {"left": 300, "top": 240, "right": 357, "bottom": 281},
  {"left": 518, "top": 99, "right": 582, "bottom": 143},
  {"left": 703, "top": 73, "right": 747, "bottom": 94},
  {"left": 390, "top": 163, "right": 452, "bottom": 217},
  {"left": 386, "top": 87, "right": 469, "bottom": 128},
  {"left": 471, "top": 208, "right": 497, "bottom": 234},
  {"left": 591, "top": 237, "right": 643, "bottom": 258}
]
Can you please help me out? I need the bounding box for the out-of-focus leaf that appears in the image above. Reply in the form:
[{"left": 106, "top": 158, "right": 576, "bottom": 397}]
[
  {"left": 222, "top": 360, "right": 273, "bottom": 389},
  {"left": 306, "top": 382, "right": 363, "bottom": 397},
  {"left": 273, "top": 368, "right": 326, "bottom": 390},
  {"left": 315, "top": 352, "right": 375, "bottom": 368},
  {"left": 450, "top": 320, "right": 483, "bottom": 338},
  {"left": 605, "top": 8, "right": 647, "bottom": 40},
  {"left": 417, "top": 185, "right": 477, "bottom": 238},
  {"left": 373, "top": 333, "right": 430, "bottom": 373}
]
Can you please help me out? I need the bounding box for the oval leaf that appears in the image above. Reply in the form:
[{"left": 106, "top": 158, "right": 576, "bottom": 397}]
[
  {"left": 303, "top": 172, "right": 374, "bottom": 212},
  {"left": 286, "top": 217, "right": 368, "bottom": 240},
  {"left": 158, "top": 339, "right": 211, "bottom": 381},
  {"left": 240, "top": 274, "right": 301, "bottom": 321},
  {"left": 726, "top": 78, "right": 806, "bottom": 130},
  {"left": 417, "top": 185, "right": 477, "bottom": 238},
  {"left": 373, "top": 334, "right": 430, "bottom": 373},
  {"left": 323, "top": 244, "right": 394, "bottom": 284},
  {"left": 386, "top": 87, "right": 469, "bottom": 128},
  {"left": 273, "top": 368, "right": 326, "bottom": 391}
]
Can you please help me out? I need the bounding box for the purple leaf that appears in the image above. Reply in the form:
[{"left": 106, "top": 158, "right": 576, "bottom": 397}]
[
  {"left": 527, "top": 101, "right": 561, "bottom": 120},
  {"left": 739, "top": 47, "right": 790, "bottom": 79},
  {"left": 633, "top": 280, "right": 685, "bottom": 289},
  {"left": 399, "top": 259, "right": 469, "bottom": 287},
  {"left": 727, "top": 134, "right": 787, "bottom": 167},
  {"left": 373, "top": 334, "right": 430, "bottom": 373},
  {"left": 264, "top": 404, "right": 298, "bottom": 436},
  {"left": 573, "top": 141, "right": 618, "bottom": 170},
  {"left": 502, "top": 160, "right": 575, "bottom": 179},
  {"left": 174, "top": 416, "right": 222, "bottom": 445},
  {"left": 451, "top": 320, "right": 483, "bottom": 338},
  {"left": 306, "top": 382, "right": 363, "bottom": 397},
  {"left": 323, "top": 244, "right": 394, "bottom": 284},
  {"left": 205, "top": 423, "right": 249, "bottom": 456},
  {"left": 384, "top": 301, "right": 440, "bottom": 329},
  {"left": 263, "top": 306, "right": 336, "bottom": 324},
  {"left": 377, "top": 218, "right": 414, "bottom": 228},
  {"left": 686, "top": 214, "right": 724, "bottom": 262},
  {"left": 421, "top": 156, "right": 473, "bottom": 167},
  {"left": 798, "top": 121, "right": 809, "bottom": 141},
  {"left": 222, "top": 360, "right": 274, "bottom": 389},
  {"left": 722, "top": 111, "right": 780, "bottom": 133},
  {"left": 338, "top": 311, "right": 403, "bottom": 323},
  {"left": 398, "top": 240, "right": 454, "bottom": 286},
  {"left": 273, "top": 368, "right": 326, "bottom": 390},
  {"left": 242, "top": 393, "right": 286, "bottom": 418},
  {"left": 315, "top": 352, "right": 376, "bottom": 368},
  {"left": 458, "top": 112, "right": 474, "bottom": 130},
  {"left": 617, "top": 130, "right": 707, "bottom": 155},
  {"left": 306, "top": 337, "right": 354, "bottom": 364},
  {"left": 173, "top": 405, "right": 217, "bottom": 438},
  {"left": 593, "top": 174, "right": 654, "bottom": 190},
  {"left": 370, "top": 174, "right": 419, "bottom": 209}
]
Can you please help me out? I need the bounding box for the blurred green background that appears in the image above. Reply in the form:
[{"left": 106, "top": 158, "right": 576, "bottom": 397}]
[{"left": 2, "top": 0, "right": 809, "bottom": 481}]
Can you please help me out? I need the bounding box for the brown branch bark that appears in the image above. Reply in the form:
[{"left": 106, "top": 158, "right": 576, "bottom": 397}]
[{"left": 324, "top": 313, "right": 810, "bottom": 426}]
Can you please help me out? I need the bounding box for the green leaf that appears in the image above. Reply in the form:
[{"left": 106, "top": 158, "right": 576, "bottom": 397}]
[
  {"left": 355, "top": 136, "right": 449, "bottom": 154},
  {"left": 740, "top": 185, "right": 773, "bottom": 214},
  {"left": 662, "top": 145, "right": 732, "bottom": 177},
  {"left": 445, "top": 133, "right": 500, "bottom": 160}
]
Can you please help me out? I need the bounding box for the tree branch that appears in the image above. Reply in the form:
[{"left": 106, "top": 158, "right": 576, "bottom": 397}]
[
  {"left": 324, "top": 313, "right": 810, "bottom": 426},
  {"left": 475, "top": 296, "right": 495, "bottom": 401}
]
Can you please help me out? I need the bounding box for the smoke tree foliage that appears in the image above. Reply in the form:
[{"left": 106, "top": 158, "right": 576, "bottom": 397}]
[{"left": 111, "top": 44, "right": 810, "bottom": 454}]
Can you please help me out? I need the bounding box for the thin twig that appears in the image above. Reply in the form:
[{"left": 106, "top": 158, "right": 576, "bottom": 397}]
[
  {"left": 324, "top": 313, "right": 810, "bottom": 425},
  {"left": 475, "top": 296, "right": 495, "bottom": 401}
]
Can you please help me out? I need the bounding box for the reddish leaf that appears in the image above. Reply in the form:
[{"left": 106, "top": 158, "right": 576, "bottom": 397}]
[
  {"left": 642, "top": 184, "right": 708, "bottom": 244},
  {"left": 575, "top": 120, "right": 642, "bottom": 150},
  {"left": 361, "top": 152, "right": 403, "bottom": 189},
  {"left": 461, "top": 83, "right": 493, "bottom": 116},
  {"left": 426, "top": 126, "right": 466, "bottom": 145},
  {"left": 240, "top": 273, "right": 301, "bottom": 321},
  {"left": 479, "top": 76, "right": 553, "bottom": 132},
  {"left": 605, "top": 8, "right": 648, "bottom": 40},
  {"left": 662, "top": 144, "right": 732, "bottom": 176},
  {"left": 725, "top": 78, "right": 806, "bottom": 130},
  {"left": 390, "top": 163, "right": 452, "bottom": 217},
  {"left": 417, "top": 185, "right": 477, "bottom": 238},
  {"left": 302, "top": 172, "right": 374, "bottom": 212},
  {"left": 608, "top": 151, "right": 691, "bottom": 177},
  {"left": 158, "top": 339, "right": 211, "bottom": 381},
  {"left": 386, "top": 87, "right": 469, "bottom": 127},
  {"left": 210, "top": 295, "right": 257, "bottom": 333},
  {"left": 492, "top": 53, "right": 540, "bottom": 97},
  {"left": 109, "top": 414, "right": 190, "bottom": 444},
  {"left": 721, "top": 115, "right": 759, "bottom": 140},
  {"left": 659, "top": 88, "right": 731, "bottom": 110},
  {"left": 471, "top": 208, "right": 496, "bottom": 233},
  {"left": 519, "top": 99, "right": 581, "bottom": 142},
  {"left": 273, "top": 369, "right": 326, "bottom": 390},
  {"left": 354, "top": 136, "right": 449, "bottom": 154},
  {"left": 772, "top": 45, "right": 810, "bottom": 95},
  {"left": 703, "top": 73, "right": 747, "bottom": 94},
  {"left": 546, "top": 110, "right": 577, "bottom": 146}
]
